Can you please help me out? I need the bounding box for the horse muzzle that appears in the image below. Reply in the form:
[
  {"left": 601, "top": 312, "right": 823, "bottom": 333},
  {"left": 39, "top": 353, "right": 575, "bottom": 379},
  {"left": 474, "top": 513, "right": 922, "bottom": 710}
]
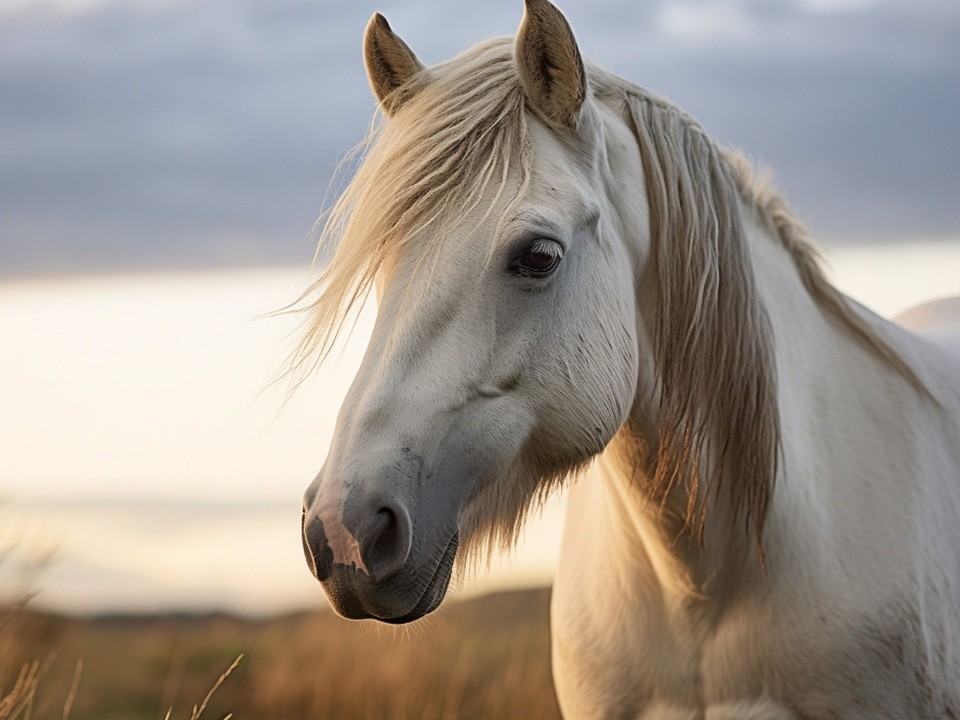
[{"left": 301, "top": 491, "right": 458, "bottom": 623}]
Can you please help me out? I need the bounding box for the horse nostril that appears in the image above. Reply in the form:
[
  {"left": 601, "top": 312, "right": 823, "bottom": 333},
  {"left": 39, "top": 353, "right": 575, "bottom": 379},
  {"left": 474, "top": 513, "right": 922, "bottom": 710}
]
[
  {"left": 366, "top": 503, "right": 412, "bottom": 583},
  {"left": 371, "top": 508, "right": 398, "bottom": 559}
]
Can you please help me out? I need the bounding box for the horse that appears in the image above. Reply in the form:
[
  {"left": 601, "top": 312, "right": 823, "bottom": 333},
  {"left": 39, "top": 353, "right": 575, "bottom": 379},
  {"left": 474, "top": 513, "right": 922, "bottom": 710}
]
[{"left": 298, "top": 1, "right": 960, "bottom": 716}]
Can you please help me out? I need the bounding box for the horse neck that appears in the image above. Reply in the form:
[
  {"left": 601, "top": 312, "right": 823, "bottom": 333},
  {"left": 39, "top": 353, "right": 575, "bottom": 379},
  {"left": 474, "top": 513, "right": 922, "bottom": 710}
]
[{"left": 598, "top": 198, "right": 913, "bottom": 606}]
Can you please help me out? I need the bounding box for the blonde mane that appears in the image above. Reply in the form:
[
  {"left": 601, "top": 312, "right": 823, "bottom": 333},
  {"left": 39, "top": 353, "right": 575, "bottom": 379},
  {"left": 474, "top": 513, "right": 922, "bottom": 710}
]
[
  {"left": 294, "top": 39, "right": 918, "bottom": 545},
  {"left": 611, "top": 81, "right": 780, "bottom": 545}
]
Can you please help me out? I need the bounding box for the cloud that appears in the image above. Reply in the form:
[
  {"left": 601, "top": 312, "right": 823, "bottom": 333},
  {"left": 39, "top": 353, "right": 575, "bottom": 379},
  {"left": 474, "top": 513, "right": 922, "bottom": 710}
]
[
  {"left": 659, "top": 2, "right": 761, "bottom": 44},
  {"left": 0, "top": 0, "right": 957, "bottom": 277}
]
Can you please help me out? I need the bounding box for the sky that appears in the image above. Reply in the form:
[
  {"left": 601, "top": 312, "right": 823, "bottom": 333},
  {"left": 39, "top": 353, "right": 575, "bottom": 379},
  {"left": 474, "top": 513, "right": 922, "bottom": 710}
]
[
  {"left": 0, "top": 0, "right": 958, "bottom": 614},
  {"left": 1, "top": 0, "right": 958, "bottom": 278}
]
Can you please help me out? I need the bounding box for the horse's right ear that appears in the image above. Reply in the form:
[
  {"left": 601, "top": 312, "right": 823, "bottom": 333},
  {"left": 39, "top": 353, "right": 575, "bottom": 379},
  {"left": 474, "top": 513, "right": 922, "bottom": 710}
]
[
  {"left": 363, "top": 13, "right": 424, "bottom": 115},
  {"left": 515, "top": 0, "right": 586, "bottom": 129}
]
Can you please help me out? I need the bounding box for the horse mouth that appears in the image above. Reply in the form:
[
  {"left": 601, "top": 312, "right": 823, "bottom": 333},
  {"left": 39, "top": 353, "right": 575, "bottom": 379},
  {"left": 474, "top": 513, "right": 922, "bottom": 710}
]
[{"left": 378, "top": 532, "right": 459, "bottom": 624}]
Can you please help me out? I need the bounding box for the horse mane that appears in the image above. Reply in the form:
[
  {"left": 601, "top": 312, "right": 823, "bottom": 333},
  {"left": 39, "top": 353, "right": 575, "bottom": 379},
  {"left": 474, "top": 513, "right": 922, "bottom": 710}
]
[
  {"left": 293, "top": 38, "right": 920, "bottom": 550},
  {"left": 612, "top": 82, "right": 780, "bottom": 545},
  {"left": 606, "top": 76, "right": 925, "bottom": 544}
]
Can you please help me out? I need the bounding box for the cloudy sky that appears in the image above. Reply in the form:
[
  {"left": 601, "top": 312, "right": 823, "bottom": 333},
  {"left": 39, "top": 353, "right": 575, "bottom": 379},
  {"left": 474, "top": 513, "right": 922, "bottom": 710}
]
[{"left": 1, "top": 0, "right": 958, "bottom": 278}]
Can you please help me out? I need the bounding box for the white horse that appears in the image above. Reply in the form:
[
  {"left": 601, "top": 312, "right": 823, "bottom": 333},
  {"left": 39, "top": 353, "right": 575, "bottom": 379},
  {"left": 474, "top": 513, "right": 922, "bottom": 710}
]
[{"left": 299, "top": 1, "right": 960, "bottom": 716}]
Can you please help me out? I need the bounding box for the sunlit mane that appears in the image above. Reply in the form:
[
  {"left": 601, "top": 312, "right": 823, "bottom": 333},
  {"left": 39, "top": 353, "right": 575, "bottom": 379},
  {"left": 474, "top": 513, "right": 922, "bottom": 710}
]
[
  {"left": 608, "top": 78, "right": 780, "bottom": 546},
  {"left": 294, "top": 39, "right": 919, "bottom": 549}
]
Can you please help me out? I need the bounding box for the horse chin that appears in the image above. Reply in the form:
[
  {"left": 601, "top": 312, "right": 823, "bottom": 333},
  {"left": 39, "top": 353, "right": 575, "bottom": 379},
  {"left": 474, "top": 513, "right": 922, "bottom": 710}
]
[
  {"left": 324, "top": 532, "right": 459, "bottom": 624},
  {"left": 379, "top": 533, "right": 458, "bottom": 624}
]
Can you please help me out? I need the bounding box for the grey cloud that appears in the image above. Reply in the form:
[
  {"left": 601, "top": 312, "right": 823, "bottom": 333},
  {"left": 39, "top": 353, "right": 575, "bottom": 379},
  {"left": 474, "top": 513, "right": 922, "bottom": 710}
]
[{"left": 0, "top": 0, "right": 957, "bottom": 278}]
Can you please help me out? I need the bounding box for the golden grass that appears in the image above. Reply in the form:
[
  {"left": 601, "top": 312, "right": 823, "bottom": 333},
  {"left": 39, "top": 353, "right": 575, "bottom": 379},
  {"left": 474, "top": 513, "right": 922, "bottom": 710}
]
[
  {"left": 163, "top": 655, "right": 241, "bottom": 720},
  {"left": 0, "top": 588, "right": 560, "bottom": 720}
]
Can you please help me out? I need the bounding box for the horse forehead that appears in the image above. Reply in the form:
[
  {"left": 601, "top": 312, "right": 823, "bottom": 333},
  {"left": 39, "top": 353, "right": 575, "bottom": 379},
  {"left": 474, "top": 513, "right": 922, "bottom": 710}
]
[{"left": 525, "top": 117, "right": 603, "bottom": 210}]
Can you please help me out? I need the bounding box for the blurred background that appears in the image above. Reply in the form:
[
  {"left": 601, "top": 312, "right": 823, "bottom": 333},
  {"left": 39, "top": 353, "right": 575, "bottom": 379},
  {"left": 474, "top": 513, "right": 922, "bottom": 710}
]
[{"left": 1, "top": 0, "right": 958, "bottom": 620}]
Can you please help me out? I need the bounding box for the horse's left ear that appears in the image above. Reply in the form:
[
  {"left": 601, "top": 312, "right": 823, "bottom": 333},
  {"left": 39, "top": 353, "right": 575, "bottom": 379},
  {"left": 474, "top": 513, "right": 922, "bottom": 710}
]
[
  {"left": 363, "top": 13, "right": 424, "bottom": 115},
  {"left": 515, "top": 0, "right": 587, "bottom": 129}
]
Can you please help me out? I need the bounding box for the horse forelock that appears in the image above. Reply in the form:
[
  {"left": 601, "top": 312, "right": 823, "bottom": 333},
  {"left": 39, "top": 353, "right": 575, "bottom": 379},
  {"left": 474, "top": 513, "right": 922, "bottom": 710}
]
[{"left": 289, "top": 38, "right": 531, "bottom": 383}]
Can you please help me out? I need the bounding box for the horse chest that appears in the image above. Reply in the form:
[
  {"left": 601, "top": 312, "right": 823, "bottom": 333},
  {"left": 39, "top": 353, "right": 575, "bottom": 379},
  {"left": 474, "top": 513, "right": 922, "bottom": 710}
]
[
  {"left": 550, "top": 478, "right": 955, "bottom": 718},
  {"left": 551, "top": 579, "right": 953, "bottom": 719},
  {"left": 551, "top": 590, "right": 800, "bottom": 719}
]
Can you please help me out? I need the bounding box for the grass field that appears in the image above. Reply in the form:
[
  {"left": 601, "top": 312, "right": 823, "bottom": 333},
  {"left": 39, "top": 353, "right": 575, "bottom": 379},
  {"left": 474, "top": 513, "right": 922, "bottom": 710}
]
[{"left": 0, "top": 588, "right": 561, "bottom": 720}]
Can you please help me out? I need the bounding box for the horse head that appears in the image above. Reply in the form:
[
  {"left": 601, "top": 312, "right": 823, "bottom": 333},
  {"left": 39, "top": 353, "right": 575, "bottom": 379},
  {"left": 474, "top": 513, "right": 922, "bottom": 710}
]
[{"left": 300, "top": 0, "right": 647, "bottom": 622}]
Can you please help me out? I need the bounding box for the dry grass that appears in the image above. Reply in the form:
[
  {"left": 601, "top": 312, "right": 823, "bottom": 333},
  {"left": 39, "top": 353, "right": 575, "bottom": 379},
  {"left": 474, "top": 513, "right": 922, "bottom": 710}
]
[
  {"left": 251, "top": 590, "right": 559, "bottom": 719},
  {"left": 0, "top": 588, "right": 560, "bottom": 720},
  {"left": 163, "top": 655, "right": 241, "bottom": 720},
  {"left": 0, "top": 597, "right": 64, "bottom": 720}
]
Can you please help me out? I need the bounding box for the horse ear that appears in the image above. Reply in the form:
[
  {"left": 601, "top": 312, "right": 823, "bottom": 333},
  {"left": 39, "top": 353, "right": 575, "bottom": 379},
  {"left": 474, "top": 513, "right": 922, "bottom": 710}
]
[
  {"left": 514, "top": 0, "right": 587, "bottom": 129},
  {"left": 363, "top": 13, "right": 424, "bottom": 115}
]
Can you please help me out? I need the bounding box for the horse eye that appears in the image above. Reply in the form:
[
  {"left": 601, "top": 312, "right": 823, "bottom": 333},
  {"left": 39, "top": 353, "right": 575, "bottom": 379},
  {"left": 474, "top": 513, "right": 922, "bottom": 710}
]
[{"left": 512, "top": 239, "right": 564, "bottom": 278}]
